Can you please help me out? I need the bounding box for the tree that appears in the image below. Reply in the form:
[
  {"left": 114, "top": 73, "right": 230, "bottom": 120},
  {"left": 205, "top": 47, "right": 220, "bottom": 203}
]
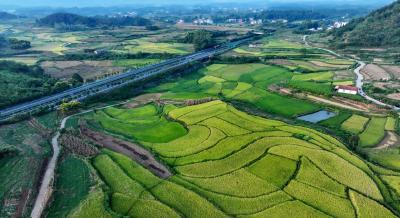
[
  {"left": 348, "top": 135, "right": 360, "bottom": 150},
  {"left": 72, "top": 73, "right": 84, "bottom": 83},
  {"left": 59, "top": 100, "right": 81, "bottom": 114},
  {"left": 183, "top": 30, "right": 215, "bottom": 51},
  {"left": 8, "top": 38, "right": 31, "bottom": 50},
  {"left": 53, "top": 81, "right": 71, "bottom": 93}
]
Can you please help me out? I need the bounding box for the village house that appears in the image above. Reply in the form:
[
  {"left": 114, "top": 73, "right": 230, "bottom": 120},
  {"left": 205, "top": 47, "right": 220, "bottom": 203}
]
[{"left": 335, "top": 85, "right": 358, "bottom": 95}]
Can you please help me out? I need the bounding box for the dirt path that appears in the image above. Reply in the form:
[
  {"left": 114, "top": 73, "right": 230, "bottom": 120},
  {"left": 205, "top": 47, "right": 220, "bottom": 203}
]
[
  {"left": 81, "top": 126, "right": 172, "bottom": 179},
  {"left": 306, "top": 95, "right": 367, "bottom": 112},
  {"left": 30, "top": 103, "right": 126, "bottom": 218},
  {"left": 30, "top": 117, "right": 66, "bottom": 218},
  {"left": 375, "top": 131, "right": 400, "bottom": 150}
]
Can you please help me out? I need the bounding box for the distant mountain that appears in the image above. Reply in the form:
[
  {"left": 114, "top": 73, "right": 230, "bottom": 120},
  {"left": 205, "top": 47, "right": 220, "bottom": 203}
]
[
  {"left": 37, "top": 13, "right": 151, "bottom": 28},
  {"left": 0, "top": 12, "right": 18, "bottom": 20},
  {"left": 332, "top": 1, "right": 400, "bottom": 47}
]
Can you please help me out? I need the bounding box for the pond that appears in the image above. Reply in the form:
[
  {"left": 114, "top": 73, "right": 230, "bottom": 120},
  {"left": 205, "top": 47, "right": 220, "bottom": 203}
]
[{"left": 297, "top": 110, "right": 337, "bottom": 123}]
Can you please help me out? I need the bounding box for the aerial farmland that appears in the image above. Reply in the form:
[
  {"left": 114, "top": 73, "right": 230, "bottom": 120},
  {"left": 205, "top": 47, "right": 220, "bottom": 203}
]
[{"left": 1, "top": 0, "right": 400, "bottom": 217}]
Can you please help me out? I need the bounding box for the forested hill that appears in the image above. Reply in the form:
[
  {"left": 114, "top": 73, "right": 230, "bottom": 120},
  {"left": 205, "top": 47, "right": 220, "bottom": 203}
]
[
  {"left": 332, "top": 1, "right": 400, "bottom": 47},
  {"left": 37, "top": 13, "right": 151, "bottom": 28},
  {"left": 0, "top": 12, "right": 18, "bottom": 20}
]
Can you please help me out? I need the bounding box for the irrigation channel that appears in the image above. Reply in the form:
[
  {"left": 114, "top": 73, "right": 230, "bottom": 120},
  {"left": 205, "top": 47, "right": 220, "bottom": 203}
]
[
  {"left": 303, "top": 35, "right": 399, "bottom": 111},
  {"left": 30, "top": 103, "right": 127, "bottom": 218}
]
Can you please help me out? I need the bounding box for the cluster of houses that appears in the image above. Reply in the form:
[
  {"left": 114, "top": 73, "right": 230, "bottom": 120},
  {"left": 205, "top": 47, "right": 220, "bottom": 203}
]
[
  {"left": 226, "top": 18, "right": 263, "bottom": 25},
  {"left": 327, "top": 21, "right": 348, "bottom": 30},
  {"left": 309, "top": 21, "right": 349, "bottom": 32},
  {"left": 192, "top": 18, "right": 214, "bottom": 25},
  {"left": 177, "top": 17, "right": 263, "bottom": 26}
]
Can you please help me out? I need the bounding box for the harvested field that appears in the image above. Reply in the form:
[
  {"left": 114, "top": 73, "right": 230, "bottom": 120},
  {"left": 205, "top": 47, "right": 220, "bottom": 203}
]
[
  {"left": 40, "top": 61, "right": 125, "bottom": 81},
  {"left": 387, "top": 93, "right": 400, "bottom": 101},
  {"left": 309, "top": 60, "right": 349, "bottom": 69},
  {"left": 361, "top": 64, "right": 391, "bottom": 81},
  {"left": 267, "top": 59, "right": 297, "bottom": 67},
  {"left": 375, "top": 132, "right": 400, "bottom": 150},
  {"left": 381, "top": 65, "right": 400, "bottom": 79}
]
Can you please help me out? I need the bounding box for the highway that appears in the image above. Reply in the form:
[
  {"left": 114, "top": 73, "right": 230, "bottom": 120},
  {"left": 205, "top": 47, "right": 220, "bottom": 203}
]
[{"left": 0, "top": 37, "right": 251, "bottom": 121}]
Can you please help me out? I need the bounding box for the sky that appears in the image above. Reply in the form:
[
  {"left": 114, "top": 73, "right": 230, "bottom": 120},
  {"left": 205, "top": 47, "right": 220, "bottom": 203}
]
[{"left": 0, "top": 0, "right": 394, "bottom": 7}]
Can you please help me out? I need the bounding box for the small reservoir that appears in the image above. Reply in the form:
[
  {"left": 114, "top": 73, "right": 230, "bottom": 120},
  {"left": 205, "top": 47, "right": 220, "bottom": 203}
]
[{"left": 298, "top": 110, "right": 337, "bottom": 123}]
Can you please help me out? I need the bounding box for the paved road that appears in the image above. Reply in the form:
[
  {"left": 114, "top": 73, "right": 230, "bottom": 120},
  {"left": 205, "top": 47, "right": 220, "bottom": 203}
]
[
  {"left": 0, "top": 38, "right": 251, "bottom": 121},
  {"left": 354, "top": 61, "right": 400, "bottom": 110},
  {"left": 303, "top": 35, "right": 399, "bottom": 111}
]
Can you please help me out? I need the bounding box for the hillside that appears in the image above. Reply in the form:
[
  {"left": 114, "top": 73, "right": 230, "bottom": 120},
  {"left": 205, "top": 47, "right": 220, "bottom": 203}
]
[
  {"left": 0, "top": 12, "right": 18, "bottom": 20},
  {"left": 38, "top": 13, "right": 151, "bottom": 28},
  {"left": 332, "top": 1, "right": 400, "bottom": 47}
]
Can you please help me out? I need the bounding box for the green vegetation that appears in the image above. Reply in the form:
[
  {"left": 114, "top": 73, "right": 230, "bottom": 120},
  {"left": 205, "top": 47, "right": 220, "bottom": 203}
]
[
  {"left": 46, "top": 155, "right": 92, "bottom": 218},
  {"left": 69, "top": 190, "right": 113, "bottom": 218},
  {"left": 332, "top": 1, "right": 400, "bottom": 47},
  {"left": 359, "top": 117, "right": 387, "bottom": 147},
  {"left": 319, "top": 111, "right": 352, "bottom": 129},
  {"left": 89, "top": 104, "right": 187, "bottom": 143},
  {"left": 38, "top": 13, "right": 151, "bottom": 29},
  {"left": 0, "top": 121, "right": 49, "bottom": 217},
  {"left": 289, "top": 80, "right": 333, "bottom": 96},
  {"left": 385, "top": 117, "right": 397, "bottom": 131},
  {"left": 118, "top": 39, "right": 193, "bottom": 55},
  {"left": 86, "top": 101, "right": 397, "bottom": 218},
  {"left": 182, "top": 30, "right": 216, "bottom": 51},
  {"left": 341, "top": 115, "right": 370, "bottom": 134},
  {"left": 112, "top": 59, "right": 161, "bottom": 68},
  {"left": 0, "top": 61, "right": 59, "bottom": 108},
  {"left": 148, "top": 63, "right": 320, "bottom": 118}
]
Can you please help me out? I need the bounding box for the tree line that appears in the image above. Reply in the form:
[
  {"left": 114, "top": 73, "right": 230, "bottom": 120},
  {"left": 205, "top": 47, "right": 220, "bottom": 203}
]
[{"left": 37, "top": 13, "right": 152, "bottom": 30}]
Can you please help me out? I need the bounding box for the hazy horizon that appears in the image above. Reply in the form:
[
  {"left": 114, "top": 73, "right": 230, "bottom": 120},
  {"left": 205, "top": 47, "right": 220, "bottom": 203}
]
[{"left": 0, "top": 0, "right": 394, "bottom": 8}]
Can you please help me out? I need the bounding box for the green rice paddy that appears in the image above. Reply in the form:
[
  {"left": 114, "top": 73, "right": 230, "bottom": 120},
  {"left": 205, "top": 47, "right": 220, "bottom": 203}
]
[
  {"left": 359, "top": 117, "right": 387, "bottom": 147},
  {"left": 148, "top": 63, "right": 321, "bottom": 118},
  {"left": 81, "top": 101, "right": 397, "bottom": 218}
]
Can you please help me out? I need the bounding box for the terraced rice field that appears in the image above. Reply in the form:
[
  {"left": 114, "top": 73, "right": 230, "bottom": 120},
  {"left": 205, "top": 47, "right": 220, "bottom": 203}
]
[
  {"left": 88, "top": 104, "right": 187, "bottom": 143},
  {"left": 385, "top": 117, "right": 397, "bottom": 131},
  {"left": 341, "top": 115, "right": 370, "bottom": 134},
  {"left": 359, "top": 117, "right": 387, "bottom": 147},
  {"left": 148, "top": 63, "right": 321, "bottom": 117},
  {"left": 84, "top": 101, "right": 397, "bottom": 218}
]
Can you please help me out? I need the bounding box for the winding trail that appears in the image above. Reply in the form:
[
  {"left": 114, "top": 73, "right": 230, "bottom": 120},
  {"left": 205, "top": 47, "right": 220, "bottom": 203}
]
[
  {"left": 303, "top": 35, "right": 399, "bottom": 111},
  {"left": 30, "top": 117, "right": 67, "bottom": 218},
  {"left": 30, "top": 103, "right": 127, "bottom": 218}
]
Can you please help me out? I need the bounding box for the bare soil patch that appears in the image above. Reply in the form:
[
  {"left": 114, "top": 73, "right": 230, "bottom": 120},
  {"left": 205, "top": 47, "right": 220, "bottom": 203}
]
[
  {"left": 40, "top": 61, "right": 125, "bottom": 81},
  {"left": 387, "top": 93, "right": 400, "bottom": 101},
  {"left": 382, "top": 65, "right": 400, "bottom": 79},
  {"left": 267, "top": 59, "right": 296, "bottom": 67},
  {"left": 361, "top": 64, "right": 391, "bottom": 81},
  {"left": 375, "top": 131, "right": 400, "bottom": 150},
  {"left": 81, "top": 125, "right": 172, "bottom": 179},
  {"left": 123, "top": 93, "right": 163, "bottom": 109},
  {"left": 310, "top": 60, "right": 348, "bottom": 69},
  {"left": 60, "top": 133, "right": 99, "bottom": 157}
]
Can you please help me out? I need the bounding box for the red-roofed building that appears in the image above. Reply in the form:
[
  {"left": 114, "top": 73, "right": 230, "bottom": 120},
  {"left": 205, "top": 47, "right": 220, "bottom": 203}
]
[{"left": 335, "top": 85, "right": 358, "bottom": 95}]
